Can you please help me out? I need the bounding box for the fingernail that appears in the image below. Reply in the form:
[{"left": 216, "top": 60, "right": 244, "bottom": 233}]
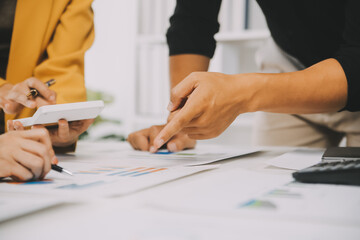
[
  {"left": 50, "top": 95, "right": 55, "bottom": 101},
  {"left": 52, "top": 156, "right": 58, "bottom": 164},
  {"left": 167, "top": 102, "right": 173, "bottom": 111},
  {"left": 167, "top": 142, "right": 177, "bottom": 152},
  {"left": 149, "top": 146, "right": 156, "bottom": 153},
  {"left": 155, "top": 139, "right": 164, "bottom": 148},
  {"left": 5, "top": 103, "right": 10, "bottom": 109}
]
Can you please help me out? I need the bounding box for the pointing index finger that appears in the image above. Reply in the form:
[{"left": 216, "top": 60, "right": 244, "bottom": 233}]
[{"left": 153, "top": 101, "right": 199, "bottom": 150}]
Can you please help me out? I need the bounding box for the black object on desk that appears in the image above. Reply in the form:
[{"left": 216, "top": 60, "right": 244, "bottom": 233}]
[
  {"left": 322, "top": 147, "right": 360, "bottom": 161},
  {"left": 293, "top": 147, "right": 360, "bottom": 186},
  {"left": 51, "top": 164, "right": 73, "bottom": 176}
]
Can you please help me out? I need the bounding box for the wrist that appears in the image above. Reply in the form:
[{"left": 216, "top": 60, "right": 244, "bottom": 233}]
[{"left": 231, "top": 73, "right": 268, "bottom": 114}]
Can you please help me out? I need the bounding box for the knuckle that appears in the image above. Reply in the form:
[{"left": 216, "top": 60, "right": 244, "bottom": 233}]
[
  {"left": 26, "top": 78, "right": 36, "bottom": 87},
  {"left": 12, "top": 85, "right": 20, "bottom": 91},
  {"left": 173, "top": 140, "right": 184, "bottom": 150},
  {"left": 38, "top": 128, "right": 49, "bottom": 137},
  {"left": 170, "top": 88, "right": 178, "bottom": 98},
  {"left": 189, "top": 72, "right": 203, "bottom": 80},
  {"left": 197, "top": 118, "right": 208, "bottom": 128},
  {"left": 189, "top": 72, "right": 198, "bottom": 78},
  {"left": 127, "top": 133, "right": 134, "bottom": 140},
  {"left": 150, "top": 125, "right": 161, "bottom": 133},
  {"left": 173, "top": 118, "right": 185, "bottom": 128}
]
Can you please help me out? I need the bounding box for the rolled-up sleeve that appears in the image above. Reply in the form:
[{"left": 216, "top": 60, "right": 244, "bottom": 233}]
[
  {"left": 333, "top": 0, "right": 360, "bottom": 112},
  {"left": 166, "top": 0, "right": 221, "bottom": 58}
]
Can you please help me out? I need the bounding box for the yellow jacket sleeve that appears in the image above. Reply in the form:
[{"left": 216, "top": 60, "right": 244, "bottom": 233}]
[{"left": 33, "top": 0, "right": 95, "bottom": 104}]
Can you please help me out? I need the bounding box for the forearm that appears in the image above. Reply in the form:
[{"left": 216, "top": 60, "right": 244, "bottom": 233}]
[
  {"left": 170, "top": 54, "right": 210, "bottom": 88},
  {"left": 245, "top": 58, "right": 347, "bottom": 114}
]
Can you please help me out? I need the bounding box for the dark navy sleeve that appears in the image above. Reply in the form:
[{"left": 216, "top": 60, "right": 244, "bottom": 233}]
[
  {"left": 333, "top": 0, "right": 360, "bottom": 112},
  {"left": 166, "top": 0, "right": 222, "bottom": 58}
]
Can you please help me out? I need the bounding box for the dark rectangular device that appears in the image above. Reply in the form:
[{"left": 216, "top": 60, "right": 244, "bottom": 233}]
[
  {"left": 293, "top": 147, "right": 360, "bottom": 186},
  {"left": 322, "top": 147, "right": 360, "bottom": 161},
  {"left": 292, "top": 159, "right": 360, "bottom": 186}
]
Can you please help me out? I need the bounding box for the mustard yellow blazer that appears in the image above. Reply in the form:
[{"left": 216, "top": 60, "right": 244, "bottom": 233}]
[{"left": 0, "top": 0, "right": 95, "bottom": 125}]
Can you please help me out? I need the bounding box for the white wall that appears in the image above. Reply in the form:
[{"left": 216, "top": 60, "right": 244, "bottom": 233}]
[{"left": 85, "top": 0, "right": 137, "bottom": 135}]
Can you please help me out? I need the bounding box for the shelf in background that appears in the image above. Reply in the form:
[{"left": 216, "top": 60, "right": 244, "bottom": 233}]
[{"left": 137, "top": 30, "right": 270, "bottom": 45}]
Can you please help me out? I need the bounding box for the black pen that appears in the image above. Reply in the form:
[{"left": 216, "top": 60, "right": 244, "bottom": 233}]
[
  {"left": 51, "top": 164, "right": 73, "bottom": 176},
  {"left": 27, "top": 79, "right": 56, "bottom": 98}
]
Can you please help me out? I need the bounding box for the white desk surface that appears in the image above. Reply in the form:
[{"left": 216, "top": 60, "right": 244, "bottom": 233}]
[{"left": 1, "top": 141, "right": 359, "bottom": 240}]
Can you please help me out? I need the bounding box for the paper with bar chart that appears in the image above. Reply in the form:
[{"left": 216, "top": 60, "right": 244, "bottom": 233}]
[
  {"left": 0, "top": 161, "right": 217, "bottom": 198},
  {"left": 127, "top": 145, "right": 259, "bottom": 166},
  {"left": 143, "top": 168, "right": 360, "bottom": 224}
]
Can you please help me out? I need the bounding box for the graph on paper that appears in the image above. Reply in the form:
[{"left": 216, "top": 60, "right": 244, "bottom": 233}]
[
  {"left": 0, "top": 164, "right": 214, "bottom": 197},
  {"left": 76, "top": 166, "right": 168, "bottom": 177},
  {"left": 128, "top": 146, "right": 259, "bottom": 166},
  {"left": 1, "top": 166, "right": 169, "bottom": 190}
]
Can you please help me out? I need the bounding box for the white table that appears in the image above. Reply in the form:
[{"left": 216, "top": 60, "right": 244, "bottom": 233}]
[{"left": 1, "top": 141, "right": 359, "bottom": 240}]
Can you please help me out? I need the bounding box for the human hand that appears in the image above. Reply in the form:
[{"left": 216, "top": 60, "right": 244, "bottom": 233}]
[
  {"left": 0, "top": 77, "right": 56, "bottom": 114},
  {"left": 127, "top": 124, "right": 196, "bottom": 153},
  {"left": 152, "top": 72, "right": 256, "bottom": 151},
  {"left": 9, "top": 119, "right": 94, "bottom": 147},
  {"left": 0, "top": 129, "right": 57, "bottom": 181}
]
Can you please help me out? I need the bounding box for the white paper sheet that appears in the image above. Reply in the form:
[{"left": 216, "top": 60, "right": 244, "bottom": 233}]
[
  {"left": 127, "top": 145, "right": 259, "bottom": 166},
  {"left": 266, "top": 149, "right": 324, "bottom": 170},
  {"left": 0, "top": 158, "right": 217, "bottom": 199},
  {"left": 0, "top": 193, "right": 63, "bottom": 222},
  {"left": 142, "top": 167, "right": 360, "bottom": 224},
  {"left": 237, "top": 181, "right": 360, "bottom": 224},
  {"left": 56, "top": 142, "right": 258, "bottom": 168}
]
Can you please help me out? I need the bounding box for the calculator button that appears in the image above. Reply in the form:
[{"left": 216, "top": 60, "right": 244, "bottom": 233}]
[
  {"left": 329, "top": 165, "right": 343, "bottom": 171},
  {"left": 345, "top": 160, "right": 356, "bottom": 165},
  {"left": 343, "top": 163, "right": 356, "bottom": 169},
  {"left": 318, "top": 166, "right": 332, "bottom": 171}
]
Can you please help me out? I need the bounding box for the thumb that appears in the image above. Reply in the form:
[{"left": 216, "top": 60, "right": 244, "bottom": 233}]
[{"left": 168, "top": 74, "right": 198, "bottom": 112}]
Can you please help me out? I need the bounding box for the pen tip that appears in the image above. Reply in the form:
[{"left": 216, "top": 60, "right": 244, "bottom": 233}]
[{"left": 63, "top": 169, "right": 74, "bottom": 176}]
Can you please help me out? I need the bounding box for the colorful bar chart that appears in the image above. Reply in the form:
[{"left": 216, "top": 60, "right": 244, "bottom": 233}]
[
  {"left": 56, "top": 181, "right": 105, "bottom": 190},
  {"left": 239, "top": 199, "right": 277, "bottom": 210},
  {"left": 76, "top": 166, "right": 168, "bottom": 178},
  {"left": 266, "top": 189, "right": 302, "bottom": 199},
  {"left": 6, "top": 179, "right": 53, "bottom": 185},
  {"left": 107, "top": 167, "right": 167, "bottom": 177}
]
